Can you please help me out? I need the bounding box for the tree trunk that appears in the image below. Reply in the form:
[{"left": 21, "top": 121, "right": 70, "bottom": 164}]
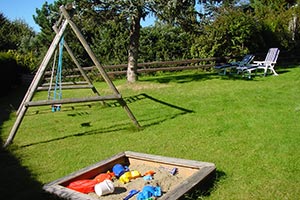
[{"left": 127, "top": 12, "right": 141, "bottom": 83}]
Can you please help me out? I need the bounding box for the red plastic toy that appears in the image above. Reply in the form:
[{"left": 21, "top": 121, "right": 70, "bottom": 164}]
[
  {"left": 67, "top": 179, "right": 98, "bottom": 194},
  {"left": 93, "top": 172, "right": 114, "bottom": 183}
]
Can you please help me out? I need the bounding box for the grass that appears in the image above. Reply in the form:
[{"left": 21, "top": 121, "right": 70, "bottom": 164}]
[{"left": 1, "top": 67, "right": 300, "bottom": 199}]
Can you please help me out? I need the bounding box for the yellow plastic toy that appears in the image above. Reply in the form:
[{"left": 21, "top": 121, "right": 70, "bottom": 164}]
[
  {"left": 119, "top": 170, "right": 141, "bottom": 184},
  {"left": 130, "top": 170, "right": 141, "bottom": 179},
  {"left": 119, "top": 172, "right": 132, "bottom": 184}
]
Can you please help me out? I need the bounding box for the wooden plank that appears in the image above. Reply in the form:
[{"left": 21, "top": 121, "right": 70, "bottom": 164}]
[
  {"left": 3, "top": 20, "right": 69, "bottom": 148},
  {"left": 43, "top": 151, "right": 216, "bottom": 200},
  {"left": 53, "top": 24, "right": 100, "bottom": 96},
  {"left": 137, "top": 64, "right": 214, "bottom": 73},
  {"left": 124, "top": 151, "right": 215, "bottom": 168},
  {"left": 42, "top": 81, "right": 89, "bottom": 86},
  {"left": 44, "top": 184, "right": 93, "bottom": 200},
  {"left": 93, "top": 64, "right": 214, "bottom": 76},
  {"left": 44, "top": 152, "right": 127, "bottom": 186},
  {"left": 60, "top": 6, "right": 119, "bottom": 95},
  {"left": 16, "top": 19, "right": 69, "bottom": 116},
  {"left": 161, "top": 167, "right": 216, "bottom": 200},
  {"left": 43, "top": 57, "right": 223, "bottom": 75},
  {"left": 25, "top": 95, "right": 121, "bottom": 107},
  {"left": 37, "top": 85, "right": 93, "bottom": 91},
  {"left": 60, "top": 6, "right": 140, "bottom": 129}
]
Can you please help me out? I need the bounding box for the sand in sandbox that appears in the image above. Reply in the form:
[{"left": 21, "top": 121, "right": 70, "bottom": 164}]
[{"left": 88, "top": 164, "right": 186, "bottom": 199}]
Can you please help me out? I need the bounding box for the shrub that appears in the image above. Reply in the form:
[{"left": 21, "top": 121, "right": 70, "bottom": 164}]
[
  {"left": 6, "top": 50, "right": 38, "bottom": 73},
  {"left": 0, "top": 52, "right": 22, "bottom": 96},
  {"left": 191, "top": 7, "right": 264, "bottom": 58}
]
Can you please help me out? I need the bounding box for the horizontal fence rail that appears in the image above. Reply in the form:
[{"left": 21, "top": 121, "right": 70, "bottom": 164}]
[
  {"left": 41, "top": 57, "right": 230, "bottom": 81},
  {"left": 22, "top": 55, "right": 300, "bottom": 84}
]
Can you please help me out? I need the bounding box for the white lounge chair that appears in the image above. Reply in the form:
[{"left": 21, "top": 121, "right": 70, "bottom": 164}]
[
  {"left": 237, "top": 48, "right": 280, "bottom": 78},
  {"left": 214, "top": 54, "right": 255, "bottom": 75}
]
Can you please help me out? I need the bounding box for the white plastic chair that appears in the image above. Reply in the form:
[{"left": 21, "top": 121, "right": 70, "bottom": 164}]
[{"left": 237, "top": 48, "right": 280, "bottom": 78}]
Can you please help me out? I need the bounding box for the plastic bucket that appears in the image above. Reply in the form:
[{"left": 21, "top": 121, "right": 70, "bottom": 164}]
[
  {"left": 94, "top": 180, "right": 114, "bottom": 196},
  {"left": 112, "top": 164, "right": 126, "bottom": 177}
]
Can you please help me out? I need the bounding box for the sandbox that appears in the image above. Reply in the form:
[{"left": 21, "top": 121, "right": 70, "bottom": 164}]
[{"left": 43, "top": 151, "right": 216, "bottom": 200}]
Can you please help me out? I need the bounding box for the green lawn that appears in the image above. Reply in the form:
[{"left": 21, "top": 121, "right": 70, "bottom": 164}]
[{"left": 1, "top": 67, "right": 300, "bottom": 199}]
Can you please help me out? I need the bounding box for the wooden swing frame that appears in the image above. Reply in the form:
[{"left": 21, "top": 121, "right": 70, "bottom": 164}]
[{"left": 3, "top": 5, "right": 140, "bottom": 147}]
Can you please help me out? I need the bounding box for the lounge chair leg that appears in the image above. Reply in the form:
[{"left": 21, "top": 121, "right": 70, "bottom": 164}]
[
  {"left": 272, "top": 69, "right": 279, "bottom": 76},
  {"left": 263, "top": 68, "right": 268, "bottom": 76}
]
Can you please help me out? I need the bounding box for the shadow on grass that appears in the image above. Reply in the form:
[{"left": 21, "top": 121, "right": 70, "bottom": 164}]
[
  {"left": 107, "top": 93, "right": 194, "bottom": 128},
  {"left": 140, "top": 65, "right": 299, "bottom": 83},
  {"left": 19, "top": 122, "right": 132, "bottom": 148},
  {"left": 25, "top": 103, "right": 95, "bottom": 116},
  {"left": 19, "top": 93, "right": 194, "bottom": 148},
  {"left": 139, "top": 71, "right": 265, "bottom": 83},
  {"left": 0, "top": 145, "right": 62, "bottom": 199},
  {"left": 140, "top": 72, "right": 217, "bottom": 84},
  {"left": 108, "top": 93, "right": 194, "bottom": 112},
  {"left": 0, "top": 87, "right": 62, "bottom": 200},
  {"left": 182, "top": 170, "right": 226, "bottom": 200}
]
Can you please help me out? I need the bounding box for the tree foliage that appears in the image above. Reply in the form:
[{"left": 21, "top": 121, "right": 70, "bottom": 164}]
[
  {"left": 6, "top": 0, "right": 298, "bottom": 78},
  {"left": 0, "top": 13, "right": 35, "bottom": 52},
  {"left": 1, "top": 0, "right": 300, "bottom": 94},
  {"left": 250, "top": 0, "right": 300, "bottom": 51},
  {"left": 140, "top": 23, "right": 192, "bottom": 62},
  {"left": 33, "top": 0, "right": 198, "bottom": 82},
  {"left": 0, "top": 52, "right": 19, "bottom": 95},
  {"left": 0, "top": 12, "right": 38, "bottom": 92},
  {"left": 192, "top": 0, "right": 300, "bottom": 57},
  {"left": 91, "top": 18, "right": 130, "bottom": 65},
  {"left": 191, "top": 6, "right": 263, "bottom": 58}
]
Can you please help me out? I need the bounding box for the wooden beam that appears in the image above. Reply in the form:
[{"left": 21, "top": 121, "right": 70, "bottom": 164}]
[
  {"left": 42, "top": 81, "right": 89, "bottom": 86},
  {"left": 60, "top": 6, "right": 119, "bottom": 95},
  {"left": 60, "top": 6, "right": 140, "bottom": 128},
  {"left": 3, "top": 20, "right": 69, "bottom": 148},
  {"left": 16, "top": 20, "right": 69, "bottom": 116},
  {"left": 25, "top": 95, "right": 121, "bottom": 107},
  {"left": 52, "top": 25, "right": 100, "bottom": 96},
  {"left": 37, "top": 85, "right": 93, "bottom": 91},
  {"left": 4, "top": 6, "right": 140, "bottom": 148}
]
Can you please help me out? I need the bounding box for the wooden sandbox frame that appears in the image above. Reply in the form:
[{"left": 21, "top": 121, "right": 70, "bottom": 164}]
[{"left": 43, "top": 151, "right": 216, "bottom": 200}]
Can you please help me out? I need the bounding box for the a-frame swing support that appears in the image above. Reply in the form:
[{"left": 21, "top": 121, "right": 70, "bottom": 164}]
[{"left": 3, "top": 5, "right": 140, "bottom": 148}]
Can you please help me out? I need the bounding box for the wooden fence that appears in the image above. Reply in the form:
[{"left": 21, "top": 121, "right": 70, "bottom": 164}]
[
  {"left": 55, "top": 57, "right": 229, "bottom": 79},
  {"left": 22, "top": 54, "right": 300, "bottom": 84}
]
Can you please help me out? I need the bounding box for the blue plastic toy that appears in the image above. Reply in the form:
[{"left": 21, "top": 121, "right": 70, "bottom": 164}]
[
  {"left": 136, "top": 185, "right": 161, "bottom": 200},
  {"left": 112, "top": 164, "right": 129, "bottom": 178},
  {"left": 143, "top": 175, "right": 153, "bottom": 181},
  {"left": 123, "top": 189, "right": 139, "bottom": 200}
]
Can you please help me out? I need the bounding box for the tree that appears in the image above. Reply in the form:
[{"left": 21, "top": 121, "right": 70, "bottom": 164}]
[
  {"left": 0, "top": 13, "right": 35, "bottom": 52},
  {"left": 35, "top": 0, "right": 196, "bottom": 83},
  {"left": 191, "top": 6, "right": 263, "bottom": 58},
  {"left": 34, "top": 0, "right": 77, "bottom": 64},
  {"left": 74, "top": 0, "right": 197, "bottom": 83},
  {"left": 0, "top": 13, "right": 14, "bottom": 51},
  {"left": 249, "top": 0, "right": 300, "bottom": 51},
  {"left": 191, "top": 0, "right": 300, "bottom": 58},
  {"left": 0, "top": 12, "right": 38, "bottom": 73},
  {"left": 139, "top": 23, "right": 192, "bottom": 62},
  {"left": 91, "top": 19, "right": 130, "bottom": 65},
  {"left": 0, "top": 13, "right": 39, "bottom": 92}
]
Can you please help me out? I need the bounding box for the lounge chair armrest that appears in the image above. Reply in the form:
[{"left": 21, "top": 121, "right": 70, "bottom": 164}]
[
  {"left": 230, "top": 61, "right": 239, "bottom": 65},
  {"left": 214, "top": 64, "right": 232, "bottom": 69},
  {"left": 253, "top": 61, "right": 264, "bottom": 65},
  {"left": 236, "top": 64, "right": 256, "bottom": 70}
]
